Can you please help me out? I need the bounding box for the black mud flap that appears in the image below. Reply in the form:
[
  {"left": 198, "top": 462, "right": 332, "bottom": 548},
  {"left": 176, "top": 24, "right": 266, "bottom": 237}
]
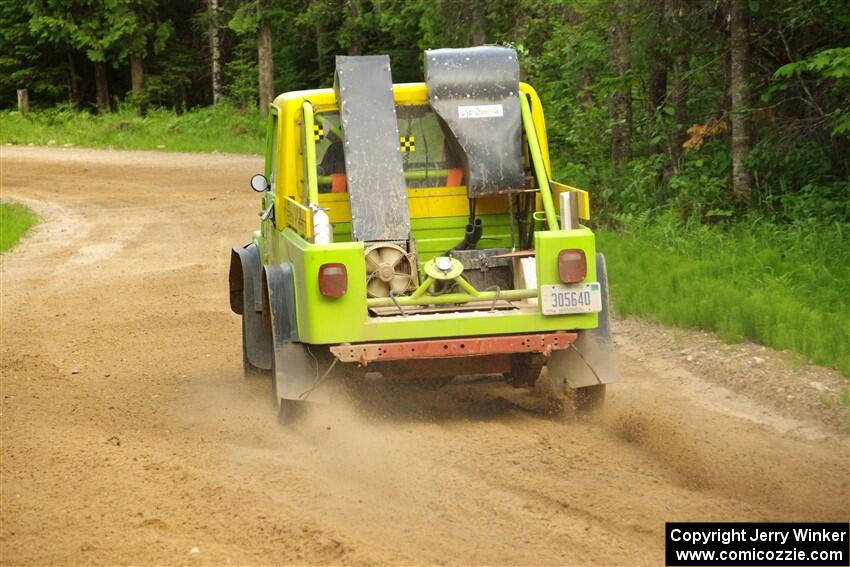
[
  {"left": 334, "top": 55, "right": 411, "bottom": 243},
  {"left": 548, "top": 253, "right": 620, "bottom": 393},
  {"left": 264, "top": 263, "right": 331, "bottom": 404},
  {"left": 424, "top": 46, "right": 526, "bottom": 196},
  {"left": 230, "top": 244, "right": 272, "bottom": 370}
]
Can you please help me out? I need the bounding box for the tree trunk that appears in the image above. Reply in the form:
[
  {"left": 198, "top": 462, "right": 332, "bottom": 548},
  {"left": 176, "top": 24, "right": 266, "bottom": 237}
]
[
  {"left": 208, "top": 0, "right": 221, "bottom": 104},
  {"left": 67, "top": 51, "right": 80, "bottom": 109},
  {"left": 94, "top": 62, "right": 111, "bottom": 113},
  {"left": 647, "top": 0, "right": 668, "bottom": 160},
  {"left": 17, "top": 89, "right": 29, "bottom": 115},
  {"left": 669, "top": 53, "right": 689, "bottom": 171},
  {"left": 729, "top": 0, "right": 751, "bottom": 205},
  {"left": 648, "top": 58, "right": 667, "bottom": 116},
  {"left": 130, "top": 52, "right": 146, "bottom": 115},
  {"left": 257, "top": 0, "right": 274, "bottom": 116},
  {"left": 315, "top": 24, "right": 326, "bottom": 80},
  {"left": 608, "top": 3, "right": 632, "bottom": 171},
  {"left": 347, "top": 0, "right": 363, "bottom": 55},
  {"left": 647, "top": 0, "right": 667, "bottom": 117},
  {"left": 130, "top": 53, "right": 144, "bottom": 92},
  {"left": 179, "top": 84, "right": 187, "bottom": 114},
  {"left": 470, "top": 4, "right": 487, "bottom": 45}
]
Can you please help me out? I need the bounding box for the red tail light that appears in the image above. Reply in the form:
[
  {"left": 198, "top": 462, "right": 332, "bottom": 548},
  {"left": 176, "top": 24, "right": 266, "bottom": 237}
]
[
  {"left": 319, "top": 263, "right": 347, "bottom": 297},
  {"left": 558, "top": 249, "right": 587, "bottom": 283}
]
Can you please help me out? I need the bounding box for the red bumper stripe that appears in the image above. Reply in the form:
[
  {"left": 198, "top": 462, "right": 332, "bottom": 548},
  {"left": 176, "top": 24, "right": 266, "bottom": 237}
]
[{"left": 329, "top": 332, "right": 577, "bottom": 364}]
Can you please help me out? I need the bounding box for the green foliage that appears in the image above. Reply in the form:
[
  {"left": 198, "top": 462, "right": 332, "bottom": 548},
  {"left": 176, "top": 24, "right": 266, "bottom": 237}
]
[
  {"left": 27, "top": 0, "right": 164, "bottom": 63},
  {"left": 775, "top": 47, "right": 850, "bottom": 80},
  {"left": 748, "top": 135, "right": 850, "bottom": 222},
  {"left": 224, "top": 1, "right": 260, "bottom": 106},
  {"left": 0, "top": 0, "right": 69, "bottom": 104},
  {"left": 599, "top": 214, "right": 850, "bottom": 377},
  {"left": 0, "top": 103, "right": 265, "bottom": 154},
  {"left": 143, "top": 1, "right": 207, "bottom": 110},
  {"left": 228, "top": 1, "right": 259, "bottom": 34},
  {"left": 223, "top": 37, "right": 259, "bottom": 106},
  {"left": 522, "top": 0, "right": 850, "bottom": 225},
  {"left": 774, "top": 46, "right": 850, "bottom": 138},
  {"left": 0, "top": 202, "right": 38, "bottom": 253}
]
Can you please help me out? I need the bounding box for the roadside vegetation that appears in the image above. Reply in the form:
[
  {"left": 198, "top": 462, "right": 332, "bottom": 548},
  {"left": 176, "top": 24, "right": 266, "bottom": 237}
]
[
  {"left": 0, "top": 202, "right": 38, "bottom": 253},
  {"left": 1, "top": 103, "right": 264, "bottom": 155},
  {"left": 598, "top": 216, "right": 850, "bottom": 377}
]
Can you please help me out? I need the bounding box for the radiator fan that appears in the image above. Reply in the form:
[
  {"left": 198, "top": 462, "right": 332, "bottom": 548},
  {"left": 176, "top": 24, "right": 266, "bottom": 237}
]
[{"left": 364, "top": 243, "right": 416, "bottom": 298}]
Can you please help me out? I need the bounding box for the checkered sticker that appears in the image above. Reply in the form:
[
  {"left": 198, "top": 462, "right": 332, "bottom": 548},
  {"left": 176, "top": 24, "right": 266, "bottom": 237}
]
[{"left": 400, "top": 135, "right": 415, "bottom": 152}]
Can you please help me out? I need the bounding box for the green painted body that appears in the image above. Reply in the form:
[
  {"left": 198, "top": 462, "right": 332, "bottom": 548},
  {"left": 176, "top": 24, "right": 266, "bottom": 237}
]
[
  {"left": 260, "top": 217, "right": 598, "bottom": 345},
  {"left": 251, "top": 82, "right": 601, "bottom": 347}
]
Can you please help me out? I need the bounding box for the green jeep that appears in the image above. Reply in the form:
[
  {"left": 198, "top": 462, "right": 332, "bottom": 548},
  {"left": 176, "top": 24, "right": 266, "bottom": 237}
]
[{"left": 228, "top": 46, "right": 618, "bottom": 423}]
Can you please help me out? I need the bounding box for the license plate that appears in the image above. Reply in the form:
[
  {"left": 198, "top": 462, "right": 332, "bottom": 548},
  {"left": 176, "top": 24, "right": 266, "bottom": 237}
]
[{"left": 540, "top": 283, "right": 602, "bottom": 315}]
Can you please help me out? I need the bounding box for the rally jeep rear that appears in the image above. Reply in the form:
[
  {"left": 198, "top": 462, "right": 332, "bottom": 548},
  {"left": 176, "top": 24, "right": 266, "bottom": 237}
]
[{"left": 228, "top": 46, "right": 618, "bottom": 423}]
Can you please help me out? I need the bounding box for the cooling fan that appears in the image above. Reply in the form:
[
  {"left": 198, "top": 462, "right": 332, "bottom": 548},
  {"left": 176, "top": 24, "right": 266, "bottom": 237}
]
[{"left": 364, "top": 243, "right": 416, "bottom": 298}]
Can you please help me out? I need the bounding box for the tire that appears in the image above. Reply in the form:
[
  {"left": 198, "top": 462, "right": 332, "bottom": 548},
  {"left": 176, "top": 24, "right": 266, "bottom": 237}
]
[
  {"left": 571, "top": 383, "right": 606, "bottom": 415},
  {"left": 505, "top": 353, "right": 545, "bottom": 388}
]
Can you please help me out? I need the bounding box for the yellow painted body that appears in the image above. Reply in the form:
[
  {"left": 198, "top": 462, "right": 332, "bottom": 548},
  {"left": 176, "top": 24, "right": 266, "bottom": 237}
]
[
  {"left": 252, "top": 81, "right": 600, "bottom": 345},
  {"left": 268, "top": 83, "right": 590, "bottom": 230}
]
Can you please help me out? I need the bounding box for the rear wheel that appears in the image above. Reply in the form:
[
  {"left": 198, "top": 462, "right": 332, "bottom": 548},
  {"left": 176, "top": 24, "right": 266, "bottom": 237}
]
[{"left": 505, "top": 353, "right": 545, "bottom": 388}]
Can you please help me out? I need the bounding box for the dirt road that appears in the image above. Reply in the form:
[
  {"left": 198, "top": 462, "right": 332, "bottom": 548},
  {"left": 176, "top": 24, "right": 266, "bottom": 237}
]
[{"left": 1, "top": 147, "right": 847, "bottom": 566}]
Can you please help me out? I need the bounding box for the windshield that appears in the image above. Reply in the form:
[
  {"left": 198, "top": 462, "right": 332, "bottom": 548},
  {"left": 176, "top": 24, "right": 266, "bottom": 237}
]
[{"left": 314, "top": 105, "right": 465, "bottom": 193}]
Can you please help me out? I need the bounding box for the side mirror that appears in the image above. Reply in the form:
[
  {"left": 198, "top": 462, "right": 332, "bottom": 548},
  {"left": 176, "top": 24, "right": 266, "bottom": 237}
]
[{"left": 250, "top": 173, "right": 270, "bottom": 192}]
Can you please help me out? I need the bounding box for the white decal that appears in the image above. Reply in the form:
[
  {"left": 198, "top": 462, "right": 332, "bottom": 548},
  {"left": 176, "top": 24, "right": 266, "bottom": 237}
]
[{"left": 458, "top": 104, "right": 504, "bottom": 119}]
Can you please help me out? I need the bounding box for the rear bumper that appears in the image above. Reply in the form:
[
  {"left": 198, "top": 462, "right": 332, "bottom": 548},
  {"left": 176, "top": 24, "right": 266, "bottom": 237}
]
[{"left": 329, "top": 331, "right": 576, "bottom": 365}]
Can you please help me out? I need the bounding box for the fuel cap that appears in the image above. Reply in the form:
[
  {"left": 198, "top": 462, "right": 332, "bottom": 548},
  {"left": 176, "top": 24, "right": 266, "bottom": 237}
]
[{"left": 424, "top": 256, "right": 464, "bottom": 281}]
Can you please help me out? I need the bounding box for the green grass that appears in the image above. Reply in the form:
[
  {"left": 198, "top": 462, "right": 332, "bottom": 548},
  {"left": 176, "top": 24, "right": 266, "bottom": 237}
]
[
  {"left": 0, "top": 102, "right": 265, "bottom": 154},
  {"left": 0, "top": 202, "right": 38, "bottom": 253},
  {"left": 598, "top": 214, "right": 850, "bottom": 377}
]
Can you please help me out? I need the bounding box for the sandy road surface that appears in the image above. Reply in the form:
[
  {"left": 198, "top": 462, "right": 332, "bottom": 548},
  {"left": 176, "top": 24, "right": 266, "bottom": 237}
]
[{"left": 1, "top": 147, "right": 847, "bottom": 566}]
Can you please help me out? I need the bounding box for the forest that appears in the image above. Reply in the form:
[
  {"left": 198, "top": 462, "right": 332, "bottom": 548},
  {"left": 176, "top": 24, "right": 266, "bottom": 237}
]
[
  {"left": 2, "top": 0, "right": 849, "bottom": 375},
  {"left": 3, "top": 0, "right": 849, "bottom": 222}
]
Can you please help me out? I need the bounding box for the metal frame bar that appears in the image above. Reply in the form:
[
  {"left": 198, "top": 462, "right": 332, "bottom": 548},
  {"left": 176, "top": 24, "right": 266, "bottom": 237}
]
[
  {"left": 330, "top": 331, "right": 577, "bottom": 364},
  {"left": 410, "top": 276, "right": 434, "bottom": 299},
  {"left": 315, "top": 113, "right": 343, "bottom": 139},
  {"left": 367, "top": 274, "right": 536, "bottom": 308},
  {"left": 317, "top": 168, "right": 453, "bottom": 186},
  {"left": 519, "top": 93, "right": 559, "bottom": 231},
  {"left": 302, "top": 101, "right": 319, "bottom": 206},
  {"left": 367, "top": 289, "right": 535, "bottom": 308},
  {"left": 454, "top": 276, "right": 480, "bottom": 296},
  {"left": 264, "top": 108, "right": 277, "bottom": 179}
]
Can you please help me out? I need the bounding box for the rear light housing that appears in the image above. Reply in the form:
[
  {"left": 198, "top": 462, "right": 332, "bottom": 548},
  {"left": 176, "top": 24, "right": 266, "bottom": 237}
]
[
  {"left": 558, "top": 249, "right": 587, "bottom": 283},
  {"left": 318, "top": 263, "right": 347, "bottom": 297}
]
